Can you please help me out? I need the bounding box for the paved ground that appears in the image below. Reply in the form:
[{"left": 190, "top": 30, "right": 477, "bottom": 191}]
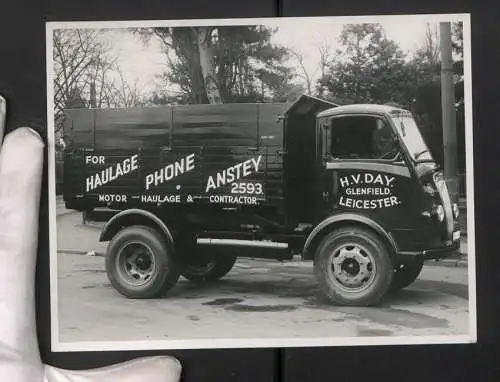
[{"left": 55, "top": 209, "right": 472, "bottom": 344}]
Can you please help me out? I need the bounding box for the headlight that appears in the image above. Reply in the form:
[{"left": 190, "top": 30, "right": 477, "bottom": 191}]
[
  {"left": 453, "top": 203, "right": 460, "bottom": 219},
  {"left": 422, "top": 183, "right": 436, "bottom": 196},
  {"left": 433, "top": 205, "right": 445, "bottom": 222}
]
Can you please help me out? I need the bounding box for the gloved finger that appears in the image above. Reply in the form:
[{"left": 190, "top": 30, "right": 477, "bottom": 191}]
[
  {"left": 0, "top": 95, "right": 6, "bottom": 145},
  {"left": 0, "top": 127, "right": 44, "bottom": 370},
  {"left": 44, "top": 356, "right": 182, "bottom": 382}
]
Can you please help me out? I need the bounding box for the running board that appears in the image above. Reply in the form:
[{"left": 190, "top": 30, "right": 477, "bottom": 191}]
[{"left": 196, "top": 238, "right": 288, "bottom": 249}]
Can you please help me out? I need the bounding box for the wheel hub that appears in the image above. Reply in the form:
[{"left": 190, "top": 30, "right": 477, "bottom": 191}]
[
  {"left": 341, "top": 258, "right": 360, "bottom": 276},
  {"left": 330, "top": 245, "right": 375, "bottom": 289},
  {"left": 135, "top": 254, "right": 151, "bottom": 270},
  {"left": 118, "top": 242, "right": 156, "bottom": 286}
]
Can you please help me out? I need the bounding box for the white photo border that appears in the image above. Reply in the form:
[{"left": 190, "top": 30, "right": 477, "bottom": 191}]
[{"left": 46, "top": 13, "right": 477, "bottom": 352}]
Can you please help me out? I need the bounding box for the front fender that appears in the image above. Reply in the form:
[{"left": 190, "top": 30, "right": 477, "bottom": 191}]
[
  {"left": 302, "top": 213, "right": 398, "bottom": 261},
  {"left": 99, "top": 208, "right": 174, "bottom": 245}
]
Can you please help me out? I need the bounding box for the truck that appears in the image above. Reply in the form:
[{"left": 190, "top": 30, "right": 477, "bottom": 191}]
[{"left": 61, "top": 94, "right": 461, "bottom": 306}]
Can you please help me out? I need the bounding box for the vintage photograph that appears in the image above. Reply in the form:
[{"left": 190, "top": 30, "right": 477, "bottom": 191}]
[{"left": 47, "top": 14, "right": 476, "bottom": 351}]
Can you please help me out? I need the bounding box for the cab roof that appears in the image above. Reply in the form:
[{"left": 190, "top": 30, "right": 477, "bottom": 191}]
[
  {"left": 283, "top": 94, "right": 339, "bottom": 117},
  {"left": 316, "top": 103, "right": 410, "bottom": 118}
]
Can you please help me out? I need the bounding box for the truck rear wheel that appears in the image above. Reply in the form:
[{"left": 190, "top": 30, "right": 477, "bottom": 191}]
[
  {"left": 105, "top": 225, "right": 180, "bottom": 299},
  {"left": 314, "top": 226, "right": 394, "bottom": 306},
  {"left": 182, "top": 248, "right": 237, "bottom": 283},
  {"left": 391, "top": 257, "right": 424, "bottom": 292}
]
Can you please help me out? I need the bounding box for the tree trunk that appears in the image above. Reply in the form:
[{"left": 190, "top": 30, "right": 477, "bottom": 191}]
[
  {"left": 188, "top": 46, "right": 206, "bottom": 104},
  {"left": 171, "top": 28, "right": 207, "bottom": 104},
  {"left": 195, "top": 27, "right": 222, "bottom": 104}
]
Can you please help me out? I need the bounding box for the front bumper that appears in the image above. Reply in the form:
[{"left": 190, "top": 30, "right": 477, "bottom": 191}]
[
  {"left": 421, "top": 233, "right": 461, "bottom": 260},
  {"left": 397, "top": 229, "right": 461, "bottom": 261}
]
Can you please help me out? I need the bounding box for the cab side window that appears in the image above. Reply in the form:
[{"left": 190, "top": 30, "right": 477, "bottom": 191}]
[{"left": 326, "top": 116, "right": 399, "bottom": 160}]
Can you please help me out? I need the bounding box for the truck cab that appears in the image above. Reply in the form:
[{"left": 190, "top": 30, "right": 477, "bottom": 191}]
[
  {"left": 314, "top": 104, "right": 459, "bottom": 257},
  {"left": 290, "top": 104, "right": 460, "bottom": 305}
]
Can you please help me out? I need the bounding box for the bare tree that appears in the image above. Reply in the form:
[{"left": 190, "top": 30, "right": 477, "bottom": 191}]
[
  {"left": 316, "top": 42, "right": 332, "bottom": 97},
  {"left": 53, "top": 29, "right": 147, "bottom": 134},
  {"left": 108, "top": 70, "right": 145, "bottom": 108},
  {"left": 287, "top": 35, "right": 335, "bottom": 99},
  {"left": 53, "top": 29, "right": 115, "bottom": 131},
  {"left": 318, "top": 43, "right": 331, "bottom": 79},
  {"left": 417, "top": 23, "right": 440, "bottom": 66},
  {"left": 289, "top": 49, "right": 314, "bottom": 96}
]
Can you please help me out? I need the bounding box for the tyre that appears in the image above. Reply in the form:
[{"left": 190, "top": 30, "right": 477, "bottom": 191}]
[
  {"left": 391, "top": 257, "right": 424, "bottom": 292},
  {"left": 105, "top": 225, "right": 181, "bottom": 299},
  {"left": 313, "top": 226, "right": 394, "bottom": 306},
  {"left": 181, "top": 247, "right": 237, "bottom": 283}
]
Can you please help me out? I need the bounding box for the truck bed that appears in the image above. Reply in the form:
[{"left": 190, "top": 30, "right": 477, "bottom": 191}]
[{"left": 61, "top": 95, "right": 338, "bottom": 215}]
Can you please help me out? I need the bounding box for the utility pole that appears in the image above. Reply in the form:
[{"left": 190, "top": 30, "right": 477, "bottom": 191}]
[
  {"left": 90, "top": 82, "right": 97, "bottom": 108},
  {"left": 440, "top": 22, "right": 458, "bottom": 202}
]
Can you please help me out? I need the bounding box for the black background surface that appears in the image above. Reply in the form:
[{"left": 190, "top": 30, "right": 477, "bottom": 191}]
[{"left": 0, "top": 0, "right": 499, "bottom": 380}]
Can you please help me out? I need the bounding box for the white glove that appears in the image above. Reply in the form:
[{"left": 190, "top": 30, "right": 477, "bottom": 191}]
[{"left": 0, "top": 126, "right": 182, "bottom": 382}]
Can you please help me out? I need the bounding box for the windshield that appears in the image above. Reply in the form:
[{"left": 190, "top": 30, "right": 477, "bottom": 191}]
[{"left": 390, "top": 112, "right": 434, "bottom": 162}]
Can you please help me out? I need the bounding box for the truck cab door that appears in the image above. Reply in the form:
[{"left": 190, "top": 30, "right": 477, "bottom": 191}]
[
  {"left": 319, "top": 114, "right": 417, "bottom": 228},
  {"left": 317, "top": 119, "right": 336, "bottom": 215}
]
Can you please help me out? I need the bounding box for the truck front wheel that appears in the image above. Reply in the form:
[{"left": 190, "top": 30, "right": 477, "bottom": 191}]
[
  {"left": 314, "top": 226, "right": 394, "bottom": 306},
  {"left": 182, "top": 249, "right": 237, "bottom": 283},
  {"left": 105, "top": 225, "right": 181, "bottom": 299}
]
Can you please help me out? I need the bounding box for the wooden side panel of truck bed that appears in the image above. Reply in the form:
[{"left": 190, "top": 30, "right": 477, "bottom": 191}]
[
  {"left": 62, "top": 102, "right": 286, "bottom": 211},
  {"left": 63, "top": 145, "right": 284, "bottom": 211},
  {"left": 63, "top": 103, "right": 287, "bottom": 149}
]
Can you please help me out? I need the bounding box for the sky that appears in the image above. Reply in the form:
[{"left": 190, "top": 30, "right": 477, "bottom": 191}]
[{"left": 93, "top": 16, "right": 450, "bottom": 97}]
